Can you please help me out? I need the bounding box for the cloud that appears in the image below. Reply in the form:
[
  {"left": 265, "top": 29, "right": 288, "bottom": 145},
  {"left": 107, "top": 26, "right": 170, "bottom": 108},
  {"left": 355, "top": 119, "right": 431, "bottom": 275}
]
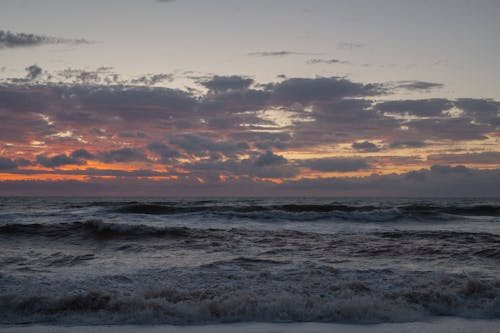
[
  {"left": 455, "top": 98, "right": 499, "bottom": 124},
  {"left": 427, "top": 152, "right": 500, "bottom": 165},
  {"left": 71, "top": 149, "right": 95, "bottom": 160},
  {"left": 352, "top": 141, "right": 380, "bottom": 152},
  {"left": 36, "top": 154, "right": 85, "bottom": 168},
  {"left": 376, "top": 99, "right": 453, "bottom": 117},
  {"left": 200, "top": 75, "right": 254, "bottom": 92},
  {"left": 0, "top": 71, "right": 499, "bottom": 191},
  {"left": 130, "top": 73, "right": 174, "bottom": 86},
  {"left": 25, "top": 65, "right": 43, "bottom": 81},
  {"left": 169, "top": 133, "right": 249, "bottom": 157},
  {"left": 254, "top": 150, "right": 287, "bottom": 167},
  {"left": 0, "top": 30, "right": 90, "bottom": 49},
  {"left": 271, "top": 77, "right": 383, "bottom": 105},
  {"left": 97, "top": 148, "right": 148, "bottom": 163},
  {"left": 301, "top": 157, "right": 371, "bottom": 172},
  {"left": 394, "top": 81, "right": 444, "bottom": 91},
  {"left": 0, "top": 157, "right": 17, "bottom": 170},
  {"left": 409, "top": 117, "right": 490, "bottom": 141},
  {"left": 147, "top": 142, "right": 179, "bottom": 162},
  {"left": 247, "top": 51, "right": 305, "bottom": 57},
  {"left": 3, "top": 165, "right": 497, "bottom": 197},
  {"left": 306, "top": 58, "right": 350, "bottom": 65}
]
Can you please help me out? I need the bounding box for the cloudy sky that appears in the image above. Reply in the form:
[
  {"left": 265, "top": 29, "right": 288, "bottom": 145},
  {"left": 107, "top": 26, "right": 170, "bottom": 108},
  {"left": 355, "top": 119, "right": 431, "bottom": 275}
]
[{"left": 0, "top": 0, "right": 499, "bottom": 196}]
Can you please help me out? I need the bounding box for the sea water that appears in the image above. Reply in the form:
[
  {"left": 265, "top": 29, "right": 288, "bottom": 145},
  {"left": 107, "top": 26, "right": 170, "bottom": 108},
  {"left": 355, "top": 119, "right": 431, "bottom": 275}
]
[{"left": 1, "top": 197, "right": 499, "bottom": 325}]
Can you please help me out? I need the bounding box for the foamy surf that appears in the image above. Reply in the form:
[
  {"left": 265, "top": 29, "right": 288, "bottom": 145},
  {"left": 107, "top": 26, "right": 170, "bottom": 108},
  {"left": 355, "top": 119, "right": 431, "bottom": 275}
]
[{"left": 1, "top": 318, "right": 500, "bottom": 333}]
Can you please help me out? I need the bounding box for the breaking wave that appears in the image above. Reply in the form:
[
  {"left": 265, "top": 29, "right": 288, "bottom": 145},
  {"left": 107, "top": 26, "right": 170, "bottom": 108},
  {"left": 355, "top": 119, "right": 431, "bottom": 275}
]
[{"left": 1, "top": 267, "right": 500, "bottom": 325}]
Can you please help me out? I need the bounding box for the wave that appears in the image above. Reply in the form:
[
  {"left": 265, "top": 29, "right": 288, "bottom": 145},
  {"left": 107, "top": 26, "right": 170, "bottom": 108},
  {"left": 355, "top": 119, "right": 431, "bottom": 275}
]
[
  {"left": 1, "top": 268, "right": 500, "bottom": 325},
  {"left": 0, "top": 220, "right": 192, "bottom": 240},
  {"left": 102, "top": 202, "right": 500, "bottom": 223}
]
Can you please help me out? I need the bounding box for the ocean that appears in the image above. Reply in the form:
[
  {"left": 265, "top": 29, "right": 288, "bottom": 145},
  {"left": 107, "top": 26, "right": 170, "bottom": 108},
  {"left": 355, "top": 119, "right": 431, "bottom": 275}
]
[{"left": 1, "top": 197, "right": 500, "bottom": 328}]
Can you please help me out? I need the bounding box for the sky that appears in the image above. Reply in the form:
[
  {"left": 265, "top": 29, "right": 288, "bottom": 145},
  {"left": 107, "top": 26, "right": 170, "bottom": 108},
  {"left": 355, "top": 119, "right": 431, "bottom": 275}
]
[{"left": 0, "top": 0, "right": 499, "bottom": 196}]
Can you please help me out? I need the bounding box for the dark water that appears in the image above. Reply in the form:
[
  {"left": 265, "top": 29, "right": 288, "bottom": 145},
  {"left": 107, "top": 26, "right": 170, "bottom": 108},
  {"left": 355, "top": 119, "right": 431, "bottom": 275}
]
[{"left": 1, "top": 197, "right": 500, "bottom": 324}]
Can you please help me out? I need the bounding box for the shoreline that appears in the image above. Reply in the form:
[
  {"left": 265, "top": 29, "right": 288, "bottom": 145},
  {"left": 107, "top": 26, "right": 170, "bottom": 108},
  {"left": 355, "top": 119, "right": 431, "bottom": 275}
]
[{"left": 2, "top": 318, "right": 500, "bottom": 333}]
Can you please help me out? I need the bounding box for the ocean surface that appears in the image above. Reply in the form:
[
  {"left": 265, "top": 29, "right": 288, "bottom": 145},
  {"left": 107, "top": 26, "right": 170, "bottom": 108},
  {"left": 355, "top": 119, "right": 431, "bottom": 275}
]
[{"left": 1, "top": 197, "right": 500, "bottom": 326}]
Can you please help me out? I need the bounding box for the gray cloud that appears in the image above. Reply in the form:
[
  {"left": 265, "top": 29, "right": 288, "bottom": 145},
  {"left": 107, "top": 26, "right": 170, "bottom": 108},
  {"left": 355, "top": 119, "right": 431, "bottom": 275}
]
[
  {"left": 376, "top": 99, "right": 453, "bottom": 117},
  {"left": 169, "top": 133, "right": 249, "bottom": 157},
  {"left": 0, "top": 30, "right": 90, "bottom": 49},
  {"left": 352, "top": 141, "right": 380, "bottom": 152},
  {"left": 97, "top": 148, "right": 148, "bottom": 163},
  {"left": 254, "top": 150, "right": 287, "bottom": 167},
  {"left": 200, "top": 75, "right": 254, "bottom": 92},
  {"left": 248, "top": 51, "right": 305, "bottom": 57},
  {"left": 271, "top": 77, "right": 383, "bottom": 105},
  {"left": 301, "top": 157, "right": 371, "bottom": 172},
  {"left": 394, "top": 81, "right": 444, "bottom": 91},
  {"left": 147, "top": 142, "right": 180, "bottom": 162},
  {"left": 409, "top": 117, "right": 490, "bottom": 141},
  {"left": 25, "top": 65, "right": 43, "bottom": 81},
  {"left": 427, "top": 152, "right": 500, "bottom": 165},
  {"left": 71, "top": 149, "right": 95, "bottom": 160},
  {"left": 130, "top": 73, "right": 174, "bottom": 86},
  {"left": 0, "top": 157, "right": 17, "bottom": 170},
  {"left": 306, "top": 58, "right": 350, "bottom": 65},
  {"left": 36, "top": 154, "right": 85, "bottom": 168}
]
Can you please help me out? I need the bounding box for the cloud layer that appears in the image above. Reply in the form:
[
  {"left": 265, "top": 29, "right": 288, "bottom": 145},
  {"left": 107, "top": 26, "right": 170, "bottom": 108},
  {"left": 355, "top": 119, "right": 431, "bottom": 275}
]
[{"left": 0, "top": 68, "right": 499, "bottom": 196}]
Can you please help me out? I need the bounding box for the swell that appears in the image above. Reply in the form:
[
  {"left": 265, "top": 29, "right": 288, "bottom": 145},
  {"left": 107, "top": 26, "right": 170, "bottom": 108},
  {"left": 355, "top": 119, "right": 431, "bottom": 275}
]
[
  {"left": 0, "top": 220, "right": 191, "bottom": 240},
  {"left": 108, "top": 202, "right": 500, "bottom": 221}
]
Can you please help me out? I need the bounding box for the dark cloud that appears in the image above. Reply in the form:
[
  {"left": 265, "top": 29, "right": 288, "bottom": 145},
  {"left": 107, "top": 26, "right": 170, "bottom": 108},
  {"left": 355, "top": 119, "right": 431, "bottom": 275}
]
[
  {"left": 14, "top": 158, "right": 32, "bottom": 167},
  {"left": 97, "top": 148, "right": 148, "bottom": 163},
  {"left": 427, "top": 152, "right": 500, "bottom": 165},
  {"left": 279, "top": 166, "right": 500, "bottom": 197},
  {"left": 409, "top": 117, "right": 490, "bottom": 141},
  {"left": 71, "top": 149, "right": 95, "bottom": 160},
  {"left": 147, "top": 142, "right": 180, "bottom": 162},
  {"left": 306, "top": 58, "right": 350, "bottom": 65},
  {"left": 429, "top": 165, "right": 471, "bottom": 175},
  {"left": 352, "top": 141, "right": 380, "bottom": 152},
  {"left": 301, "top": 157, "right": 370, "bottom": 172},
  {"left": 394, "top": 81, "right": 444, "bottom": 91},
  {"left": 130, "top": 73, "right": 174, "bottom": 86},
  {"left": 25, "top": 65, "right": 43, "bottom": 81},
  {"left": 376, "top": 99, "right": 453, "bottom": 117},
  {"left": 4, "top": 165, "right": 497, "bottom": 197},
  {"left": 455, "top": 98, "right": 499, "bottom": 124},
  {"left": 36, "top": 154, "right": 85, "bottom": 168},
  {"left": 254, "top": 150, "right": 287, "bottom": 167},
  {"left": 254, "top": 141, "right": 288, "bottom": 150},
  {"left": 200, "top": 75, "right": 254, "bottom": 92},
  {"left": 0, "top": 157, "right": 17, "bottom": 170},
  {"left": 169, "top": 133, "right": 249, "bottom": 156},
  {"left": 0, "top": 30, "right": 90, "bottom": 49},
  {"left": 271, "top": 77, "right": 383, "bottom": 105}
]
